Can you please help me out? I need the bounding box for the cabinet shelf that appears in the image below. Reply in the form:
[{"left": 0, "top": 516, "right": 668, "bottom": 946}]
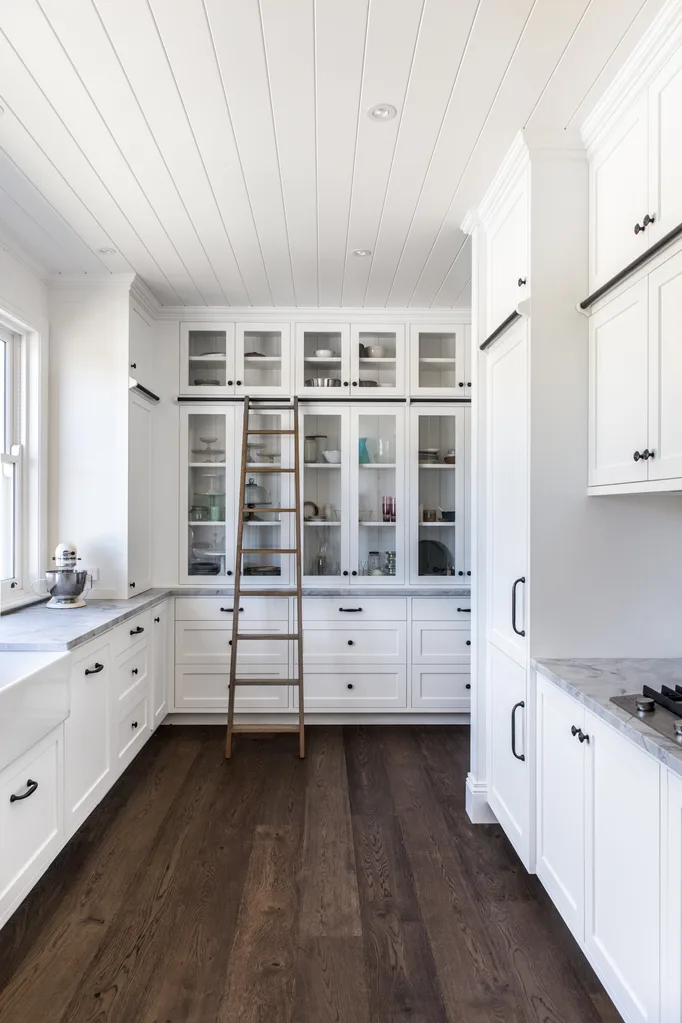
[
  {"left": 359, "top": 463, "right": 396, "bottom": 469},
  {"left": 419, "top": 358, "right": 457, "bottom": 365},
  {"left": 190, "top": 462, "right": 227, "bottom": 467},
  {"left": 244, "top": 520, "right": 281, "bottom": 526},
  {"left": 304, "top": 462, "right": 341, "bottom": 468},
  {"left": 189, "top": 520, "right": 226, "bottom": 526},
  {"left": 419, "top": 521, "right": 455, "bottom": 527},
  {"left": 359, "top": 521, "right": 395, "bottom": 526},
  {"left": 304, "top": 521, "right": 341, "bottom": 526},
  {"left": 304, "top": 356, "right": 342, "bottom": 363},
  {"left": 419, "top": 463, "right": 455, "bottom": 469},
  {"left": 189, "top": 355, "right": 227, "bottom": 363},
  {"left": 359, "top": 357, "right": 396, "bottom": 364},
  {"left": 243, "top": 356, "right": 282, "bottom": 363}
]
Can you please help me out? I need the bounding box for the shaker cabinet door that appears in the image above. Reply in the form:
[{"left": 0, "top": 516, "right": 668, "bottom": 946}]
[
  {"left": 648, "top": 43, "right": 682, "bottom": 247},
  {"left": 647, "top": 249, "right": 682, "bottom": 481}
]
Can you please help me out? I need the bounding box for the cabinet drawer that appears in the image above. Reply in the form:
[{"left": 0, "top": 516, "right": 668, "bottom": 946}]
[
  {"left": 412, "top": 622, "right": 470, "bottom": 663},
  {"left": 116, "top": 642, "right": 149, "bottom": 705},
  {"left": 175, "top": 596, "right": 289, "bottom": 622},
  {"left": 65, "top": 640, "right": 112, "bottom": 835},
  {"left": 301, "top": 597, "right": 407, "bottom": 622},
  {"left": 411, "top": 666, "right": 471, "bottom": 710},
  {"left": 174, "top": 664, "right": 290, "bottom": 711},
  {"left": 0, "top": 727, "right": 63, "bottom": 924},
  {"left": 302, "top": 622, "right": 406, "bottom": 664},
  {"left": 294, "top": 666, "right": 407, "bottom": 710},
  {"left": 175, "top": 621, "right": 289, "bottom": 664},
  {"left": 412, "top": 598, "right": 471, "bottom": 623},
  {"left": 117, "top": 693, "right": 149, "bottom": 768},
  {"left": 112, "top": 609, "right": 152, "bottom": 657}
]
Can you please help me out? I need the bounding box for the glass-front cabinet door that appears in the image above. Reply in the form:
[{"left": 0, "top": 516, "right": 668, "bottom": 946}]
[
  {"left": 235, "top": 323, "right": 291, "bottom": 396},
  {"left": 350, "top": 324, "right": 405, "bottom": 396},
  {"left": 180, "top": 407, "right": 236, "bottom": 583},
  {"left": 409, "top": 406, "right": 465, "bottom": 583},
  {"left": 180, "top": 322, "right": 236, "bottom": 396},
  {"left": 350, "top": 407, "right": 406, "bottom": 585},
  {"left": 295, "top": 323, "right": 351, "bottom": 395},
  {"left": 409, "top": 323, "right": 466, "bottom": 397},
  {"left": 300, "top": 407, "right": 350, "bottom": 585}
]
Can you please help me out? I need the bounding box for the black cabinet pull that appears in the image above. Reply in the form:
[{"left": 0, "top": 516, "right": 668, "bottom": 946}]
[
  {"left": 347, "top": 640, "right": 354, "bottom": 646},
  {"left": 130, "top": 362, "right": 137, "bottom": 369},
  {"left": 511, "top": 577, "right": 526, "bottom": 637},
  {"left": 228, "top": 640, "right": 232, "bottom": 646},
  {"left": 352, "top": 381, "right": 358, "bottom": 387},
  {"left": 571, "top": 724, "right": 579, "bottom": 737},
  {"left": 458, "top": 570, "right": 464, "bottom": 576},
  {"left": 347, "top": 683, "right": 354, "bottom": 690},
  {"left": 465, "top": 683, "right": 471, "bottom": 690},
  {"left": 339, "top": 607, "right": 362, "bottom": 613},
  {"left": 518, "top": 277, "right": 527, "bottom": 287},
  {"left": 634, "top": 221, "right": 645, "bottom": 235},
  {"left": 227, "top": 380, "right": 234, "bottom": 386},
  {"left": 131, "top": 721, "right": 138, "bottom": 729},
  {"left": 351, "top": 570, "right": 358, "bottom": 576},
  {"left": 578, "top": 729, "right": 590, "bottom": 744},
  {"left": 343, "top": 381, "right": 349, "bottom": 387},
  {"left": 466, "top": 640, "right": 471, "bottom": 646},
  {"left": 85, "top": 662, "right": 104, "bottom": 676},
  {"left": 511, "top": 701, "right": 525, "bottom": 761},
  {"left": 458, "top": 381, "right": 464, "bottom": 387},
  {"left": 130, "top": 626, "right": 144, "bottom": 636},
  {"left": 642, "top": 449, "right": 655, "bottom": 460},
  {"left": 466, "top": 571, "right": 471, "bottom": 577},
  {"left": 132, "top": 668, "right": 139, "bottom": 675},
  {"left": 129, "top": 581, "right": 136, "bottom": 589},
  {"left": 10, "top": 779, "right": 38, "bottom": 803},
  {"left": 457, "top": 607, "right": 471, "bottom": 613},
  {"left": 633, "top": 450, "right": 643, "bottom": 461},
  {"left": 221, "top": 607, "right": 243, "bottom": 613},
  {"left": 643, "top": 213, "right": 655, "bottom": 227},
  {"left": 342, "top": 570, "right": 349, "bottom": 577},
  {"left": 227, "top": 570, "right": 233, "bottom": 577},
  {"left": 154, "top": 616, "right": 160, "bottom": 623}
]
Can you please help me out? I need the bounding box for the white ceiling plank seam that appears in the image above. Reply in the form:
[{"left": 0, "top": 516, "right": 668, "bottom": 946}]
[{"left": 523, "top": 0, "right": 597, "bottom": 128}]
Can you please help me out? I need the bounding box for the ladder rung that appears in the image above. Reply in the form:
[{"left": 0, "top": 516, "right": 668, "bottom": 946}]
[
  {"left": 242, "top": 548, "right": 297, "bottom": 554},
  {"left": 233, "top": 678, "right": 300, "bottom": 686},
  {"left": 236, "top": 633, "right": 300, "bottom": 640},
  {"left": 242, "top": 507, "right": 296, "bottom": 513},
  {"left": 243, "top": 467, "right": 295, "bottom": 473},
  {"left": 241, "top": 588, "right": 299, "bottom": 596},
  {"left": 231, "top": 724, "right": 300, "bottom": 733},
  {"left": 246, "top": 429, "right": 295, "bottom": 435}
]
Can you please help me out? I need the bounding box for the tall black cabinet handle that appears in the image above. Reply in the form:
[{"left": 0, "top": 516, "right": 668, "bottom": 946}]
[
  {"left": 511, "top": 701, "right": 525, "bottom": 761},
  {"left": 511, "top": 577, "right": 526, "bottom": 637}
]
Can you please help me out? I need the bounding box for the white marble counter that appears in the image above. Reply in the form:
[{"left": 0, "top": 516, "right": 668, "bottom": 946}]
[{"left": 534, "top": 658, "right": 682, "bottom": 780}]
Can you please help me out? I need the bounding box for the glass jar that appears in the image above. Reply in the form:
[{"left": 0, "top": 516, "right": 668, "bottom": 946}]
[{"left": 368, "top": 550, "right": 381, "bottom": 573}]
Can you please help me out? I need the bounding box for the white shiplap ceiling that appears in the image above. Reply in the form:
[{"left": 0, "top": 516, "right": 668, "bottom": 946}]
[{"left": 0, "top": 0, "right": 668, "bottom": 308}]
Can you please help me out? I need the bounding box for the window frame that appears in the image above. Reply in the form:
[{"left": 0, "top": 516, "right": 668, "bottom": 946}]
[{"left": 1, "top": 325, "right": 22, "bottom": 598}]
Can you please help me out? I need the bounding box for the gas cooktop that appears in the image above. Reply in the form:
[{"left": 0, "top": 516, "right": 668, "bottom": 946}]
[{"left": 611, "top": 684, "right": 682, "bottom": 745}]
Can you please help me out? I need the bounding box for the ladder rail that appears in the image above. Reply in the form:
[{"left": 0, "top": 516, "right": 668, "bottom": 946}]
[
  {"left": 293, "top": 397, "right": 305, "bottom": 758},
  {"left": 226, "top": 398, "right": 251, "bottom": 758}
]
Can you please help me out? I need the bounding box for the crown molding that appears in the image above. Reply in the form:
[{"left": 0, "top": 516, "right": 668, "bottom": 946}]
[
  {"left": 477, "top": 131, "right": 529, "bottom": 230},
  {"left": 130, "top": 274, "right": 162, "bottom": 319},
  {"left": 0, "top": 221, "right": 50, "bottom": 284},
  {"left": 151, "top": 305, "right": 471, "bottom": 322},
  {"left": 460, "top": 209, "right": 478, "bottom": 236},
  {"left": 49, "top": 271, "right": 136, "bottom": 291},
  {"left": 581, "top": 0, "right": 682, "bottom": 156}
]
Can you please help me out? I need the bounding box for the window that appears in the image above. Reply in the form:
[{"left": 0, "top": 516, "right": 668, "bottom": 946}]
[{"left": 1, "top": 326, "right": 21, "bottom": 594}]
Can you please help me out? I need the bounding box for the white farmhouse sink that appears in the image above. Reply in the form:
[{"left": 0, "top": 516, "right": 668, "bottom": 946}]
[{"left": 0, "top": 652, "right": 70, "bottom": 772}]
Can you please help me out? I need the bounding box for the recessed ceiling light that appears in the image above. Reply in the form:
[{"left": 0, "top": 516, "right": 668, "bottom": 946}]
[
  {"left": 352, "top": 248, "right": 372, "bottom": 257},
  {"left": 368, "top": 103, "right": 397, "bottom": 121},
  {"left": 98, "top": 247, "right": 117, "bottom": 255}
]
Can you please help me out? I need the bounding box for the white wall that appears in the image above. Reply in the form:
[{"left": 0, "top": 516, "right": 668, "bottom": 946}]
[{"left": 0, "top": 239, "right": 48, "bottom": 333}]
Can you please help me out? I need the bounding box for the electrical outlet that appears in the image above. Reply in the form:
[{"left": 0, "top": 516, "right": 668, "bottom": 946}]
[{"left": 88, "top": 567, "right": 100, "bottom": 582}]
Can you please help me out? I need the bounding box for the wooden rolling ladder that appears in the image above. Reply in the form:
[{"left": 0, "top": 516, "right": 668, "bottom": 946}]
[{"left": 226, "top": 396, "right": 305, "bottom": 759}]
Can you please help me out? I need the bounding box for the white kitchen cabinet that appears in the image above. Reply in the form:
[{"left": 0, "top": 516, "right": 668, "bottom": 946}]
[
  {"left": 0, "top": 726, "right": 64, "bottom": 929},
  {"left": 129, "top": 299, "right": 153, "bottom": 389},
  {"left": 295, "top": 322, "right": 351, "bottom": 395},
  {"left": 663, "top": 771, "right": 682, "bottom": 1023},
  {"left": 174, "top": 663, "right": 290, "bottom": 711},
  {"left": 408, "top": 323, "right": 465, "bottom": 396},
  {"left": 150, "top": 602, "right": 170, "bottom": 730},
  {"left": 64, "top": 640, "right": 112, "bottom": 835},
  {"left": 408, "top": 405, "right": 466, "bottom": 584},
  {"left": 116, "top": 692, "right": 150, "bottom": 772},
  {"left": 588, "top": 280, "right": 649, "bottom": 488},
  {"left": 589, "top": 97, "right": 649, "bottom": 291},
  {"left": 647, "top": 248, "right": 682, "bottom": 481},
  {"left": 181, "top": 322, "right": 292, "bottom": 397},
  {"left": 486, "top": 174, "right": 529, "bottom": 331},
  {"left": 584, "top": 711, "right": 661, "bottom": 1023},
  {"left": 411, "top": 666, "right": 471, "bottom": 711},
  {"left": 293, "top": 666, "right": 407, "bottom": 711},
  {"left": 485, "top": 316, "right": 528, "bottom": 666},
  {"left": 411, "top": 621, "right": 470, "bottom": 664},
  {"left": 350, "top": 324, "right": 406, "bottom": 396},
  {"left": 301, "top": 621, "right": 407, "bottom": 666},
  {"left": 175, "top": 619, "right": 289, "bottom": 665},
  {"left": 128, "top": 394, "right": 153, "bottom": 594},
  {"left": 535, "top": 675, "right": 586, "bottom": 943},
  {"left": 180, "top": 322, "right": 235, "bottom": 397},
  {"left": 648, "top": 45, "right": 682, "bottom": 249},
  {"left": 487, "top": 643, "right": 531, "bottom": 868}
]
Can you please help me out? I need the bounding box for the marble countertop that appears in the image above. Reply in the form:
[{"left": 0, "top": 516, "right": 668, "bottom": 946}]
[
  {"left": 534, "top": 658, "right": 682, "bottom": 780},
  {"left": 0, "top": 585, "right": 469, "bottom": 652}
]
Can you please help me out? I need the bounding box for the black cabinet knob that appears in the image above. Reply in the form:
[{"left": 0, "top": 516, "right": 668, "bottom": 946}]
[
  {"left": 347, "top": 683, "right": 354, "bottom": 689},
  {"left": 578, "top": 729, "right": 590, "bottom": 744},
  {"left": 227, "top": 570, "right": 233, "bottom": 577},
  {"left": 518, "top": 277, "right": 527, "bottom": 287},
  {"left": 633, "top": 450, "right": 643, "bottom": 461},
  {"left": 466, "top": 571, "right": 471, "bottom": 577},
  {"left": 227, "top": 380, "right": 234, "bottom": 386},
  {"left": 236, "top": 380, "right": 242, "bottom": 386},
  {"left": 465, "top": 683, "right": 471, "bottom": 690},
  {"left": 458, "top": 571, "right": 464, "bottom": 576},
  {"left": 352, "top": 381, "right": 358, "bottom": 387},
  {"left": 132, "top": 668, "right": 139, "bottom": 675},
  {"left": 343, "top": 381, "right": 349, "bottom": 386},
  {"left": 643, "top": 213, "right": 655, "bottom": 227},
  {"left": 642, "top": 449, "right": 655, "bottom": 460},
  {"left": 130, "top": 362, "right": 137, "bottom": 369},
  {"left": 154, "top": 616, "right": 160, "bottom": 623},
  {"left": 347, "top": 640, "right": 354, "bottom": 646},
  {"left": 129, "top": 582, "right": 136, "bottom": 589},
  {"left": 343, "top": 570, "right": 349, "bottom": 576},
  {"left": 458, "top": 381, "right": 464, "bottom": 387},
  {"left": 228, "top": 640, "right": 232, "bottom": 646},
  {"left": 467, "top": 382, "right": 472, "bottom": 387},
  {"left": 466, "top": 640, "right": 471, "bottom": 646},
  {"left": 351, "top": 570, "right": 357, "bottom": 576},
  {"left": 131, "top": 721, "right": 138, "bottom": 729}
]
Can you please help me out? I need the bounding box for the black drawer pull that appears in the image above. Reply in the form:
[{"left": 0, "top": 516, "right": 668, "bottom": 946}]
[
  {"left": 221, "top": 607, "right": 243, "bottom": 612},
  {"left": 339, "top": 607, "right": 362, "bottom": 613},
  {"left": 511, "top": 577, "right": 526, "bottom": 637},
  {"left": 130, "top": 626, "right": 144, "bottom": 636},
  {"left": 511, "top": 701, "right": 525, "bottom": 761},
  {"left": 347, "top": 683, "right": 354, "bottom": 689},
  {"left": 85, "top": 662, "right": 104, "bottom": 676},
  {"left": 457, "top": 607, "right": 471, "bottom": 612},
  {"left": 129, "top": 581, "right": 136, "bottom": 589},
  {"left": 131, "top": 721, "right": 138, "bottom": 729},
  {"left": 132, "top": 668, "right": 139, "bottom": 675},
  {"left": 465, "top": 683, "right": 471, "bottom": 690},
  {"left": 10, "top": 779, "right": 38, "bottom": 803},
  {"left": 347, "top": 640, "right": 354, "bottom": 646}
]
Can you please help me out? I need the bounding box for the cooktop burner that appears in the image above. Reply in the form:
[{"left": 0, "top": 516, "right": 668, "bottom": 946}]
[{"left": 611, "top": 683, "right": 682, "bottom": 744}]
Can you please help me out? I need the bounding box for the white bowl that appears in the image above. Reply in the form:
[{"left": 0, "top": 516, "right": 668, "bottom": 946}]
[
  {"left": 366, "top": 345, "right": 384, "bottom": 358},
  {"left": 314, "top": 349, "right": 334, "bottom": 358},
  {"left": 322, "top": 450, "right": 341, "bottom": 463}
]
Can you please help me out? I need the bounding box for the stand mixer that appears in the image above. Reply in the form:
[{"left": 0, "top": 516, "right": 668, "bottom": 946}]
[{"left": 43, "top": 541, "right": 89, "bottom": 608}]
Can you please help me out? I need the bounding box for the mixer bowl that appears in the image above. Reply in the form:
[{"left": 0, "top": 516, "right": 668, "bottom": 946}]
[{"left": 44, "top": 569, "right": 88, "bottom": 608}]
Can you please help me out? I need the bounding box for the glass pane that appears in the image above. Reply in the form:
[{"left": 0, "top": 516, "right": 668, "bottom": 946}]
[
  {"left": 418, "top": 331, "right": 457, "bottom": 390},
  {"left": 242, "top": 412, "right": 289, "bottom": 579},
  {"left": 1, "top": 460, "right": 15, "bottom": 582},
  {"left": 302, "top": 331, "right": 343, "bottom": 389},
  {"left": 243, "top": 330, "right": 282, "bottom": 390},
  {"left": 187, "top": 413, "right": 227, "bottom": 577},
  {"left": 0, "top": 337, "right": 6, "bottom": 453},
  {"left": 188, "top": 329, "right": 227, "bottom": 388},
  {"left": 417, "top": 415, "right": 457, "bottom": 577},
  {"left": 303, "top": 413, "right": 343, "bottom": 577},
  {"left": 358, "top": 331, "right": 397, "bottom": 390},
  {"left": 357, "top": 414, "right": 397, "bottom": 578}
]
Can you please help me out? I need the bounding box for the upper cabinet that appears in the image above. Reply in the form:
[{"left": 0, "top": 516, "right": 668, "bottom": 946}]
[
  {"left": 409, "top": 324, "right": 466, "bottom": 397},
  {"left": 180, "top": 322, "right": 292, "bottom": 397},
  {"left": 588, "top": 46, "right": 682, "bottom": 292},
  {"left": 295, "top": 323, "right": 407, "bottom": 397},
  {"left": 129, "top": 299, "right": 153, "bottom": 390},
  {"left": 486, "top": 174, "right": 529, "bottom": 331}
]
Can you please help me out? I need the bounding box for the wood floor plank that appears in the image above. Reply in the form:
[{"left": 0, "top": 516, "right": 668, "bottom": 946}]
[
  {"left": 0, "top": 728, "right": 204, "bottom": 1023},
  {"left": 217, "top": 824, "right": 299, "bottom": 1023},
  {"left": 344, "top": 724, "right": 396, "bottom": 819},
  {"left": 299, "top": 728, "right": 362, "bottom": 938},
  {"left": 292, "top": 938, "right": 371, "bottom": 1023}
]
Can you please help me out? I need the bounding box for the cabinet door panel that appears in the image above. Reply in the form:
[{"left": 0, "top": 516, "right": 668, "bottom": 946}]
[
  {"left": 235, "top": 323, "right": 291, "bottom": 396},
  {"left": 585, "top": 713, "right": 660, "bottom": 1023},
  {"left": 409, "top": 324, "right": 465, "bottom": 397},
  {"left": 648, "top": 45, "right": 682, "bottom": 246},
  {"left": 350, "top": 324, "right": 405, "bottom": 397},
  {"left": 411, "top": 666, "right": 470, "bottom": 711},
  {"left": 302, "top": 622, "right": 406, "bottom": 665},
  {"left": 151, "top": 603, "right": 169, "bottom": 729},
  {"left": 128, "top": 395, "right": 152, "bottom": 593},
  {"left": 487, "top": 177, "right": 528, "bottom": 330},
  {"left": 535, "top": 675, "right": 585, "bottom": 942},
  {"left": 589, "top": 97, "right": 649, "bottom": 290},
  {"left": 663, "top": 771, "right": 682, "bottom": 1023},
  {"left": 648, "top": 250, "right": 682, "bottom": 480},
  {"left": 487, "top": 643, "right": 530, "bottom": 868},
  {"left": 411, "top": 622, "right": 470, "bottom": 664},
  {"left": 295, "top": 323, "right": 350, "bottom": 396},
  {"left": 180, "top": 322, "right": 235, "bottom": 396},
  {"left": 64, "top": 642, "right": 112, "bottom": 834},
  {"left": 293, "top": 667, "right": 406, "bottom": 710},
  {"left": 175, "top": 621, "right": 289, "bottom": 665},
  {"left": 486, "top": 319, "right": 528, "bottom": 665},
  {"left": 129, "top": 301, "right": 152, "bottom": 388},
  {"left": 301, "top": 406, "right": 350, "bottom": 585},
  {"left": 174, "top": 664, "right": 289, "bottom": 710},
  {"left": 588, "top": 281, "right": 648, "bottom": 487}
]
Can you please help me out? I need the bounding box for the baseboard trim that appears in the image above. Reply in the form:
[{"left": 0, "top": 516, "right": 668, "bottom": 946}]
[
  {"left": 162, "top": 712, "right": 471, "bottom": 727},
  {"left": 466, "top": 775, "right": 498, "bottom": 824}
]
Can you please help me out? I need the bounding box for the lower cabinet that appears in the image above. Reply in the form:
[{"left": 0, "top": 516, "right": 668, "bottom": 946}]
[
  {"left": 175, "top": 664, "right": 290, "bottom": 711},
  {"left": 150, "top": 602, "right": 170, "bottom": 730},
  {"left": 116, "top": 691, "right": 150, "bottom": 772},
  {"left": 64, "top": 639, "right": 112, "bottom": 834},
  {"left": 663, "top": 771, "right": 682, "bottom": 1022},
  {"left": 293, "top": 666, "right": 407, "bottom": 711},
  {"left": 411, "top": 666, "right": 470, "bottom": 710},
  {"left": 536, "top": 672, "right": 662, "bottom": 1023},
  {"left": 0, "top": 726, "right": 64, "bottom": 928},
  {"left": 487, "top": 642, "right": 531, "bottom": 867}
]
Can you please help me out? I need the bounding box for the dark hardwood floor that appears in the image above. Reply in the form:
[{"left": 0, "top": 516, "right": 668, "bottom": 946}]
[{"left": 0, "top": 726, "right": 621, "bottom": 1023}]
